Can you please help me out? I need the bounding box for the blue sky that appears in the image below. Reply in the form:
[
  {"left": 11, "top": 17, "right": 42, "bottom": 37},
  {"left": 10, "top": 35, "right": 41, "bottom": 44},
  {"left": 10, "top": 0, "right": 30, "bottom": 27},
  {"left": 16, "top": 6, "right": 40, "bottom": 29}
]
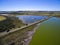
[{"left": 0, "top": 0, "right": 60, "bottom": 11}]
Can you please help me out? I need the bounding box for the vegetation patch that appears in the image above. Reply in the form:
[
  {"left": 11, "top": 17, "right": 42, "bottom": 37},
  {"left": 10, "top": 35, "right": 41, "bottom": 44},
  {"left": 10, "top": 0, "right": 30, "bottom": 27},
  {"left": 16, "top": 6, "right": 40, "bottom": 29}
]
[
  {"left": 0, "top": 15, "right": 6, "bottom": 21},
  {"left": 0, "top": 15, "right": 25, "bottom": 32}
]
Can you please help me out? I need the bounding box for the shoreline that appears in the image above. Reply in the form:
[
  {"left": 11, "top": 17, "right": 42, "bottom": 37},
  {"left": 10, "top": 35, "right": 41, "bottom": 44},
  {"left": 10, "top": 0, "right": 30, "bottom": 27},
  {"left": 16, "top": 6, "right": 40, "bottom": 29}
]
[{"left": 23, "top": 23, "right": 40, "bottom": 45}]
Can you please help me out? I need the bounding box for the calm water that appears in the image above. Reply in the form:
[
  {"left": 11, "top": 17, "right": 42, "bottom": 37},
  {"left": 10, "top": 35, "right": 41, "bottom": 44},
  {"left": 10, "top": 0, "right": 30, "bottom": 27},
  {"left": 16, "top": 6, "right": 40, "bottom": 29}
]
[
  {"left": 30, "top": 17, "right": 60, "bottom": 45},
  {"left": 17, "top": 15, "right": 60, "bottom": 45},
  {"left": 17, "top": 15, "right": 48, "bottom": 24}
]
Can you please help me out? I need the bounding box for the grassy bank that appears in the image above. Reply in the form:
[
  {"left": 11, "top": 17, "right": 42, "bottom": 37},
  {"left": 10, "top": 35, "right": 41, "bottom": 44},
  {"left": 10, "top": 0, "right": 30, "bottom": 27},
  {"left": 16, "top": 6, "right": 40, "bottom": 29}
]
[
  {"left": 0, "top": 24, "right": 35, "bottom": 45},
  {"left": 0, "top": 15, "right": 25, "bottom": 32}
]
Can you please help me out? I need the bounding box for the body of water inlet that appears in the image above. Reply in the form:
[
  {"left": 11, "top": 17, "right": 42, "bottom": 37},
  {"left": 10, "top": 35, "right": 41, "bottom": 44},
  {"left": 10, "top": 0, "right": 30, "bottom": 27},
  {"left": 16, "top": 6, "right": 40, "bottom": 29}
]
[
  {"left": 17, "top": 15, "right": 48, "bottom": 24},
  {"left": 17, "top": 15, "right": 60, "bottom": 45}
]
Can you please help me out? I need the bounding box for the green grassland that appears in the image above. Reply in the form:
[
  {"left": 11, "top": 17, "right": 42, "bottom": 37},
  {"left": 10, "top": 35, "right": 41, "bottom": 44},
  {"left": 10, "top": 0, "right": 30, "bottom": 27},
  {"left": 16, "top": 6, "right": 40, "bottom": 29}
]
[
  {"left": 0, "top": 11, "right": 60, "bottom": 16},
  {"left": 12, "top": 11, "right": 60, "bottom": 16}
]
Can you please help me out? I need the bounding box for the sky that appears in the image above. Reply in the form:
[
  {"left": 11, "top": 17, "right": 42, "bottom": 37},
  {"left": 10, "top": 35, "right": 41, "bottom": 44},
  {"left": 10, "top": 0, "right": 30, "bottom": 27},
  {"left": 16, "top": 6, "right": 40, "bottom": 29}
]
[{"left": 0, "top": 0, "right": 60, "bottom": 11}]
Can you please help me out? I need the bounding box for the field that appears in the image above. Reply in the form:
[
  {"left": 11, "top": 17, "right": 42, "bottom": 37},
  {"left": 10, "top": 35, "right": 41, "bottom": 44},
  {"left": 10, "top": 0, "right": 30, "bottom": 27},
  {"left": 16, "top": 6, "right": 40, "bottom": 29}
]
[
  {"left": 0, "top": 16, "right": 6, "bottom": 21},
  {"left": 0, "top": 11, "right": 60, "bottom": 17}
]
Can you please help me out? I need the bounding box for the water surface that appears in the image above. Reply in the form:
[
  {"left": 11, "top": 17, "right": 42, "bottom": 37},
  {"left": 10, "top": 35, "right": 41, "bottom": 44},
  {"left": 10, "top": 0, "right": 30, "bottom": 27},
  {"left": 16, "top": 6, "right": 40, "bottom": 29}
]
[
  {"left": 17, "top": 15, "right": 48, "bottom": 24},
  {"left": 30, "top": 17, "right": 60, "bottom": 45},
  {"left": 17, "top": 15, "right": 60, "bottom": 45}
]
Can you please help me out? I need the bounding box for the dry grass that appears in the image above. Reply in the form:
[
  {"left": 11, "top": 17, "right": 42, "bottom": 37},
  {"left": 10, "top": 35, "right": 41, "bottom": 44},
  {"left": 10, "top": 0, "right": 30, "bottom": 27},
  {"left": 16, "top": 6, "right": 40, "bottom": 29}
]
[{"left": 0, "top": 16, "right": 6, "bottom": 21}]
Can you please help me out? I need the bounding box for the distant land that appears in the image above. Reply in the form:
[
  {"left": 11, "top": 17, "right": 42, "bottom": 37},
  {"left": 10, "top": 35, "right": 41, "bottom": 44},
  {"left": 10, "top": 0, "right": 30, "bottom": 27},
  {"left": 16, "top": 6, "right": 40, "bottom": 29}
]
[{"left": 0, "top": 11, "right": 60, "bottom": 16}]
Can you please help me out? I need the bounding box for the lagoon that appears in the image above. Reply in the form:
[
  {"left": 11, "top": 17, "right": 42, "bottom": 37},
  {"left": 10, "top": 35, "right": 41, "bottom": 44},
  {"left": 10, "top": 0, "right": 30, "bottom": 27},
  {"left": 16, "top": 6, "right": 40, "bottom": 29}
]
[
  {"left": 17, "top": 15, "right": 60, "bottom": 45},
  {"left": 17, "top": 15, "right": 48, "bottom": 24},
  {"left": 30, "top": 17, "right": 60, "bottom": 45}
]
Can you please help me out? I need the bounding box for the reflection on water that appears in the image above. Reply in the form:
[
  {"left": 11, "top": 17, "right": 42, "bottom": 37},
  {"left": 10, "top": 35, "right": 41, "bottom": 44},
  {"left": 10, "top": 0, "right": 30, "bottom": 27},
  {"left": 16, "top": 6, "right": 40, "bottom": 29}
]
[{"left": 17, "top": 15, "right": 48, "bottom": 24}]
